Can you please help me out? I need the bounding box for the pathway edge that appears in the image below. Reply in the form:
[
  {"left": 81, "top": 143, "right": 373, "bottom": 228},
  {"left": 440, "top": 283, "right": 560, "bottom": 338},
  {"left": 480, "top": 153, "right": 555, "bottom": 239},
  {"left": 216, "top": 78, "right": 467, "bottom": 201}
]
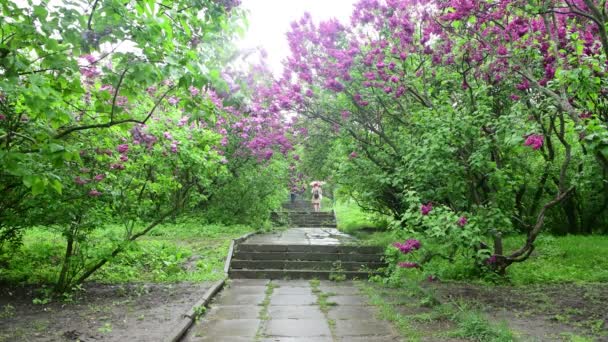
[{"left": 166, "top": 230, "right": 258, "bottom": 342}]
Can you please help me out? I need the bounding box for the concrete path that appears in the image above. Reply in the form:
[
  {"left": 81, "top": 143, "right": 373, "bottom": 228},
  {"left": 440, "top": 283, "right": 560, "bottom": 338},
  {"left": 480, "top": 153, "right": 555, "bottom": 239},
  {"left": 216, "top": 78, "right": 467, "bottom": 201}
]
[
  {"left": 242, "top": 227, "right": 355, "bottom": 245},
  {"left": 184, "top": 279, "right": 401, "bottom": 341}
]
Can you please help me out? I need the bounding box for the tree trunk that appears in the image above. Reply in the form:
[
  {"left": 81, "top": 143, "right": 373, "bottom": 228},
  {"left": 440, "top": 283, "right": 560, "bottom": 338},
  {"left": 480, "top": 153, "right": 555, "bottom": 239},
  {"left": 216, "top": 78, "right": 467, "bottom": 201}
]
[
  {"left": 73, "top": 209, "right": 176, "bottom": 285},
  {"left": 55, "top": 235, "right": 75, "bottom": 293},
  {"left": 561, "top": 193, "right": 580, "bottom": 234}
]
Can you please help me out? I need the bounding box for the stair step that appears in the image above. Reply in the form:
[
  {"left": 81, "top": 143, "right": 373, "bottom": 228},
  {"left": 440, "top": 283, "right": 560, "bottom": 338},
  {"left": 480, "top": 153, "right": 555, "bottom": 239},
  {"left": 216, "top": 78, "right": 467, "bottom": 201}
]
[
  {"left": 229, "top": 269, "right": 378, "bottom": 280},
  {"left": 289, "top": 225, "right": 337, "bottom": 227},
  {"left": 236, "top": 244, "right": 384, "bottom": 254},
  {"left": 230, "top": 260, "right": 386, "bottom": 271},
  {"left": 288, "top": 220, "right": 336, "bottom": 223},
  {"left": 232, "top": 251, "right": 384, "bottom": 262},
  {"left": 289, "top": 220, "right": 336, "bottom": 222}
]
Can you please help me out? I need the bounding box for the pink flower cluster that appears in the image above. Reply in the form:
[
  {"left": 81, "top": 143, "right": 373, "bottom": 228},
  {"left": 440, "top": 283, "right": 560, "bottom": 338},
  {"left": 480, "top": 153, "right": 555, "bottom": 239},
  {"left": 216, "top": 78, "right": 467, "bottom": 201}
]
[
  {"left": 117, "top": 144, "right": 129, "bottom": 153},
  {"left": 88, "top": 189, "right": 102, "bottom": 197},
  {"left": 420, "top": 203, "right": 432, "bottom": 215},
  {"left": 392, "top": 239, "right": 421, "bottom": 254},
  {"left": 457, "top": 216, "right": 467, "bottom": 227},
  {"left": 524, "top": 134, "right": 544, "bottom": 150}
]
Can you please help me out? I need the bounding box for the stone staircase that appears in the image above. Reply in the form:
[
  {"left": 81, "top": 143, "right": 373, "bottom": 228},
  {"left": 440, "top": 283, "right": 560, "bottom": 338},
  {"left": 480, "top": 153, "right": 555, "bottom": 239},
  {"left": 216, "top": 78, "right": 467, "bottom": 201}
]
[
  {"left": 288, "top": 211, "right": 337, "bottom": 228},
  {"left": 229, "top": 200, "right": 386, "bottom": 279},
  {"left": 276, "top": 200, "right": 338, "bottom": 227},
  {"left": 281, "top": 199, "right": 312, "bottom": 211},
  {"left": 228, "top": 242, "right": 385, "bottom": 279}
]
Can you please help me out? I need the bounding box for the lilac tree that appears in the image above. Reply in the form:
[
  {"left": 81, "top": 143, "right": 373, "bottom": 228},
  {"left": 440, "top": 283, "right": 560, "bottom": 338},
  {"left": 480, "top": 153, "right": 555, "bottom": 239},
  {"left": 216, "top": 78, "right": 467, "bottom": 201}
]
[{"left": 261, "top": 0, "right": 608, "bottom": 275}]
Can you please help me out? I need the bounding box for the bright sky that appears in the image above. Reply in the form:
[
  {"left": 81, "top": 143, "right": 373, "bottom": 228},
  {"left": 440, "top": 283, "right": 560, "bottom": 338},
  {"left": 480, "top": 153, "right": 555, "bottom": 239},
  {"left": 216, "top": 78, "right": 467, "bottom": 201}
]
[{"left": 237, "top": 0, "right": 357, "bottom": 75}]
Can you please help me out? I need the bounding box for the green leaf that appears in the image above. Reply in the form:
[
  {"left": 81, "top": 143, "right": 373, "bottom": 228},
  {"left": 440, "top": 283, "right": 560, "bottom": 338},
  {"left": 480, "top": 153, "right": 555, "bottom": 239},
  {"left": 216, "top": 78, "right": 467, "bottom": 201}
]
[
  {"left": 49, "top": 143, "right": 65, "bottom": 153},
  {"left": 50, "top": 179, "right": 63, "bottom": 194},
  {"left": 600, "top": 145, "right": 608, "bottom": 159},
  {"left": 31, "top": 177, "right": 46, "bottom": 196}
]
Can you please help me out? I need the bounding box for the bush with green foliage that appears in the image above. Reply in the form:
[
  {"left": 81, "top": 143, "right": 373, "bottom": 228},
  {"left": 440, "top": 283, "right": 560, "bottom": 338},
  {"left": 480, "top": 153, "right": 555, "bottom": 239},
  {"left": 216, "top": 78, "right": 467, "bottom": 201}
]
[{"left": 0, "top": 0, "right": 292, "bottom": 292}]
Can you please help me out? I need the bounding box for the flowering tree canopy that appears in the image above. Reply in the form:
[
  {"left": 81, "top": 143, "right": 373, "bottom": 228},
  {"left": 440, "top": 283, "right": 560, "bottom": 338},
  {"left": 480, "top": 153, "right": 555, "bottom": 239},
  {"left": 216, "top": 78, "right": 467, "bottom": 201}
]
[{"left": 259, "top": 0, "right": 608, "bottom": 274}]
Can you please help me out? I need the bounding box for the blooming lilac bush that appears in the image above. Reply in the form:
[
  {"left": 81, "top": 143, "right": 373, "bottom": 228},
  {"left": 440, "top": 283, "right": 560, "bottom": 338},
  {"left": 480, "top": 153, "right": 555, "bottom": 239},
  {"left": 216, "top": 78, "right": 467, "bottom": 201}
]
[
  {"left": 0, "top": 0, "right": 295, "bottom": 291},
  {"left": 266, "top": 0, "right": 608, "bottom": 278}
]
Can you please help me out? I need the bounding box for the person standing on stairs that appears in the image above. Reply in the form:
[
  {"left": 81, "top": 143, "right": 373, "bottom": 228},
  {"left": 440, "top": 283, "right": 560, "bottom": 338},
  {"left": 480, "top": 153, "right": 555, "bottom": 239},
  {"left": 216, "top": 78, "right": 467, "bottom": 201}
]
[{"left": 311, "top": 181, "right": 323, "bottom": 212}]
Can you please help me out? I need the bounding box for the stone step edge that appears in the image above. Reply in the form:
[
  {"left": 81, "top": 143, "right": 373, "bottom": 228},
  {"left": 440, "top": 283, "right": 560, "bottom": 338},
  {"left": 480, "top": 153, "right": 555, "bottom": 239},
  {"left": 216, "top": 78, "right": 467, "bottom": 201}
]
[
  {"left": 231, "top": 253, "right": 384, "bottom": 262},
  {"left": 232, "top": 250, "right": 385, "bottom": 254},
  {"left": 233, "top": 251, "right": 385, "bottom": 257},
  {"left": 230, "top": 260, "right": 387, "bottom": 270},
  {"left": 287, "top": 225, "right": 338, "bottom": 227},
  {"left": 236, "top": 244, "right": 384, "bottom": 254},
  {"left": 228, "top": 269, "right": 379, "bottom": 280}
]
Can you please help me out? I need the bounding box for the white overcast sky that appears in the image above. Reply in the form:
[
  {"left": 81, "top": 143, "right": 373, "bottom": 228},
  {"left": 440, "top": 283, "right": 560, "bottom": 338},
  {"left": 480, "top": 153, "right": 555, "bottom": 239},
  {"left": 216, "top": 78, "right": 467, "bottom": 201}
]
[{"left": 237, "top": 0, "right": 357, "bottom": 75}]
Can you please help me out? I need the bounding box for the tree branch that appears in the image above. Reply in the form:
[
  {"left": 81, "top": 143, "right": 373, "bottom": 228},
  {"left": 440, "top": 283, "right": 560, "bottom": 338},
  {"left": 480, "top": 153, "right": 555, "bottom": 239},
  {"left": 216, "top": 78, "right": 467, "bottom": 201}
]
[
  {"left": 110, "top": 67, "right": 130, "bottom": 122},
  {"left": 53, "top": 86, "right": 174, "bottom": 139},
  {"left": 87, "top": 0, "right": 100, "bottom": 31}
]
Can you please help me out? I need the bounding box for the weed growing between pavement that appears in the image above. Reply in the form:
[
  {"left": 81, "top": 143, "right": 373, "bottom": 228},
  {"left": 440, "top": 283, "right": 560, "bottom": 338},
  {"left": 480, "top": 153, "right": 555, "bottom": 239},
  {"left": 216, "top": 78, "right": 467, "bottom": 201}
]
[
  {"left": 329, "top": 261, "right": 347, "bottom": 282},
  {"left": 192, "top": 305, "right": 207, "bottom": 322},
  {"left": 310, "top": 279, "right": 338, "bottom": 339},
  {"left": 255, "top": 281, "right": 277, "bottom": 341}
]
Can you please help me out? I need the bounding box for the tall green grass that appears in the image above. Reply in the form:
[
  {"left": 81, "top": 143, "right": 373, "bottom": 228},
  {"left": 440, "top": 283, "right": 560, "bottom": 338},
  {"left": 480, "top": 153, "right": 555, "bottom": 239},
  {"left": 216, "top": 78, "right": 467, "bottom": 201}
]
[
  {"left": 334, "top": 199, "right": 386, "bottom": 233},
  {"left": 0, "top": 218, "right": 253, "bottom": 286},
  {"left": 502, "top": 234, "right": 608, "bottom": 285},
  {"left": 371, "top": 231, "right": 608, "bottom": 284}
]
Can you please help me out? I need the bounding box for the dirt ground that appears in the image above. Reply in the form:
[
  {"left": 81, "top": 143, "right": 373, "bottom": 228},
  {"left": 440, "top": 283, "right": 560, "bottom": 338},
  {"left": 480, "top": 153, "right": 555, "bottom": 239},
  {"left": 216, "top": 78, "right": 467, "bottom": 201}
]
[
  {"left": 0, "top": 282, "right": 212, "bottom": 342},
  {"left": 429, "top": 282, "right": 608, "bottom": 341}
]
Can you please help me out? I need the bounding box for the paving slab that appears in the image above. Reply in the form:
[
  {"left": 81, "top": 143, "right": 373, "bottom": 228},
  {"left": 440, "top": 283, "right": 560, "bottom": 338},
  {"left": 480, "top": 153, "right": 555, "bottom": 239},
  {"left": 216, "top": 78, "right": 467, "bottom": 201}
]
[
  {"left": 264, "top": 318, "right": 332, "bottom": 337},
  {"left": 204, "top": 305, "right": 261, "bottom": 320},
  {"left": 185, "top": 319, "right": 260, "bottom": 340},
  {"left": 273, "top": 286, "right": 313, "bottom": 295},
  {"left": 228, "top": 279, "right": 270, "bottom": 286},
  {"left": 330, "top": 295, "right": 370, "bottom": 306},
  {"left": 214, "top": 293, "right": 266, "bottom": 306},
  {"left": 272, "top": 279, "right": 311, "bottom": 287},
  {"left": 220, "top": 285, "right": 267, "bottom": 295},
  {"left": 267, "top": 305, "right": 326, "bottom": 319},
  {"left": 270, "top": 294, "right": 317, "bottom": 306},
  {"left": 261, "top": 337, "right": 333, "bottom": 342},
  {"left": 188, "top": 336, "right": 254, "bottom": 342},
  {"left": 327, "top": 305, "right": 380, "bottom": 320}
]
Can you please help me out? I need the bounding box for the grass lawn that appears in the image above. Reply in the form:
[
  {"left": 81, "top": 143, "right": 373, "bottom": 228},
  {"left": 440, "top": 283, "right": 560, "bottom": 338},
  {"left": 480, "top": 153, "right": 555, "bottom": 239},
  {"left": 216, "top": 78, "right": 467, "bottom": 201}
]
[
  {"left": 0, "top": 217, "right": 253, "bottom": 286},
  {"left": 357, "top": 229, "right": 608, "bottom": 285},
  {"left": 334, "top": 199, "right": 386, "bottom": 233}
]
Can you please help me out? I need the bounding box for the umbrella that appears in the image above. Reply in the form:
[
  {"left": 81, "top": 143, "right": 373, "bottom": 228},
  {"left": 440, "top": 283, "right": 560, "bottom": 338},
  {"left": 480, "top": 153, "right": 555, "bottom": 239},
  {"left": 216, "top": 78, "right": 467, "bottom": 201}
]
[{"left": 309, "top": 181, "right": 326, "bottom": 186}]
